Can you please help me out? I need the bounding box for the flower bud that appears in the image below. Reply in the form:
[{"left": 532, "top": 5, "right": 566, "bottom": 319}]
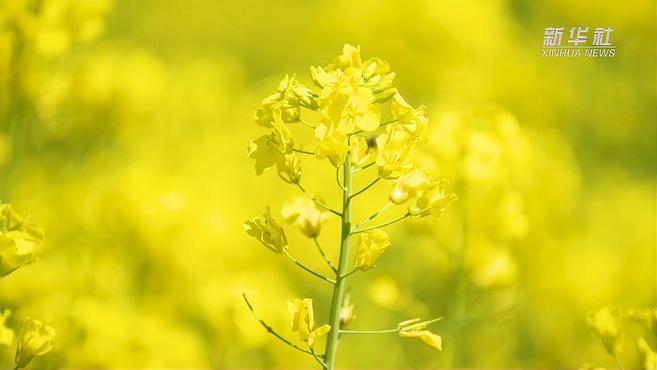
[
  {"left": 373, "top": 87, "right": 397, "bottom": 104},
  {"left": 292, "top": 86, "right": 319, "bottom": 111},
  {"left": 362, "top": 57, "right": 391, "bottom": 80}
]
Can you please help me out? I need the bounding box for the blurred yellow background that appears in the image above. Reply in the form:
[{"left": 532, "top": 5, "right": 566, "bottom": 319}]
[{"left": 0, "top": 0, "right": 655, "bottom": 368}]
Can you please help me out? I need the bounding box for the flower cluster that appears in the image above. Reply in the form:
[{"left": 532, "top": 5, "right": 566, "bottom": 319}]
[
  {"left": 586, "top": 306, "right": 657, "bottom": 370},
  {"left": 0, "top": 204, "right": 55, "bottom": 369},
  {"left": 587, "top": 306, "right": 624, "bottom": 355},
  {"left": 243, "top": 44, "right": 455, "bottom": 369},
  {"left": 247, "top": 44, "right": 451, "bottom": 192}
]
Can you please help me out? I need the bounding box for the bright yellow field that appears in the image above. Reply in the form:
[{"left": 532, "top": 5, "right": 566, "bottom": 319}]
[{"left": 0, "top": 0, "right": 655, "bottom": 369}]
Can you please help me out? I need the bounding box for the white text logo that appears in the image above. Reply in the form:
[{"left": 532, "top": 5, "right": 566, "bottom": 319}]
[{"left": 542, "top": 27, "right": 615, "bottom": 58}]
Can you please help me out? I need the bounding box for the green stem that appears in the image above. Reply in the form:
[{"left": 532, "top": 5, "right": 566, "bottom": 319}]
[
  {"left": 351, "top": 212, "right": 410, "bottom": 235},
  {"left": 283, "top": 250, "right": 336, "bottom": 284},
  {"left": 324, "top": 154, "right": 353, "bottom": 370}
]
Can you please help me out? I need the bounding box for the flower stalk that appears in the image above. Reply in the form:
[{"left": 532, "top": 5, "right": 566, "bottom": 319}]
[
  {"left": 324, "top": 153, "right": 353, "bottom": 370},
  {"left": 242, "top": 293, "right": 319, "bottom": 357},
  {"left": 283, "top": 250, "right": 336, "bottom": 284}
]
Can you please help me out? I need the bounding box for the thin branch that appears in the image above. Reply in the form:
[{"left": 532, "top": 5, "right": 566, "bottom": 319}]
[
  {"left": 299, "top": 118, "right": 318, "bottom": 128},
  {"left": 241, "top": 293, "right": 316, "bottom": 356},
  {"left": 352, "top": 202, "right": 393, "bottom": 230},
  {"left": 293, "top": 148, "right": 315, "bottom": 155},
  {"left": 339, "top": 269, "right": 358, "bottom": 279},
  {"left": 340, "top": 328, "right": 400, "bottom": 334},
  {"left": 336, "top": 165, "right": 347, "bottom": 192},
  {"left": 380, "top": 117, "right": 400, "bottom": 127},
  {"left": 310, "top": 348, "right": 328, "bottom": 368},
  {"left": 350, "top": 177, "right": 381, "bottom": 199},
  {"left": 296, "top": 183, "right": 342, "bottom": 216},
  {"left": 340, "top": 317, "right": 443, "bottom": 335},
  {"left": 314, "top": 237, "right": 337, "bottom": 273},
  {"left": 283, "top": 250, "right": 336, "bottom": 284},
  {"left": 351, "top": 212, "right": 411, "bottom": 235},
  {"left": 352, "top": 161, "right": 375, "bottom": 174}
]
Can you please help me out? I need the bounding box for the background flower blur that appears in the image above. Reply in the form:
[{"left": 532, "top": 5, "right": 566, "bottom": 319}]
[{"left": 0, "top": 0, "right": 655, "bottom": 368}]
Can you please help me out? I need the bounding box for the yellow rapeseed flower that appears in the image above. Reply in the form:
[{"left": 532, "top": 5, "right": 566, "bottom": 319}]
[
  {"left": 638, "top": 337, "right": 657, "bottom": 370},
  {"left": 247, "top": 109, "right": 294, "bottom": 175},
  {"left": 243, "top": 207, "right": 288, "bottom": 254},
  {"left": 287, "top": 298, "right": 331, "bottom": 349},
  {"left": 409, "top": 182, "right": 458, "bottom": 218},
  {"left": 398, "top": 318, "right": 442, "bottom": 350},
  {"left": 315, "top": 123, "right": 348, "bottom": 167},
  {"left": 342, "top": 86, "right": 380, "bottom": 132},
  {"left": 0, "top": 204, "right": 45, "bottom": 277},
  {"left": 376, "top": 127, "right": 415, "bottom": 179},
  {"left": 15, "top": 317, "right": 55, "bottom": 369},
  {"left": 354, "top": 229, "right": 391, "bottom": 271},
  {"left": 389, "top": 169, "right": 434, "bottom": 204},
  {"left": 276, "top": 153, "right": 302, "bottom": 184},
  {"left": 390, "top": 93, "right": 429, "bottom": 136},
  {"left": 587, "top": 306, "right": 625, "bottom": 355},
  {"left": 630, "top": 308, "right": 657, "bottom": 336},
  {"left": 255, "top": 74, "right": 317, "bottom": 127},
  {"left": 312, "top": 44, "right": 394, "bottom": 133},
  {"left": 281, "top": 197, "right": 329, "bottom": 238}
]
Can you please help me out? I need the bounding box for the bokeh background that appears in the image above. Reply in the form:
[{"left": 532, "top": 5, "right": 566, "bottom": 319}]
[{"left": 0, "top": 0, "right": 655, "bottom": 368}]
